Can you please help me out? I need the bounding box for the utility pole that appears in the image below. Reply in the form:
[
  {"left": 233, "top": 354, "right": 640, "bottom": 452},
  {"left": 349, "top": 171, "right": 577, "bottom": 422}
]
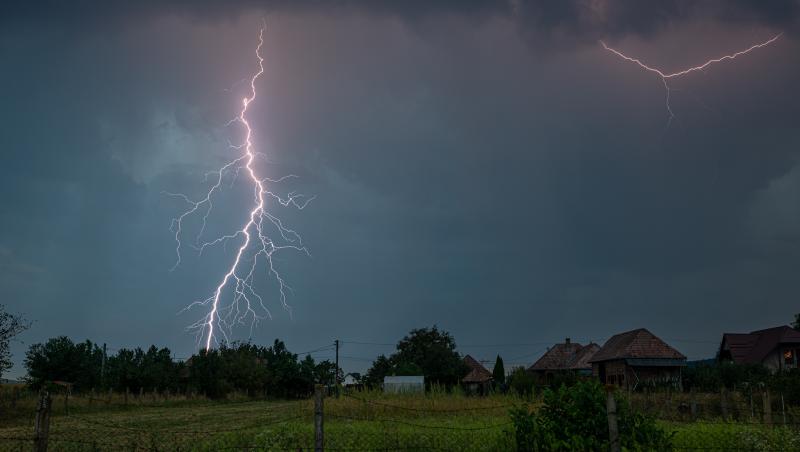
[{"left": 334, "top": 339, "right": 340, "bottom": 398}]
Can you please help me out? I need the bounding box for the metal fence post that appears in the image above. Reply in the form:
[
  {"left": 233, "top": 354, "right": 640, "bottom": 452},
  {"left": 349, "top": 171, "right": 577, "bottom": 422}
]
[
  {"left": 606, "top": 387, "right": 620, "bottom": 452},
  {"left": 315, "top": 384, "right": 324, "bottom": 452},
  {"left": 34, "top": 390, "right": 52, "bottom": 452}
]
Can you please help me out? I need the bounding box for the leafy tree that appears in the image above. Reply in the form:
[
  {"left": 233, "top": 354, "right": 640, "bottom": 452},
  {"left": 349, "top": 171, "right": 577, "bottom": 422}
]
[
  {"left": 24, "top": 337, "right": 103, "bottom": 390},
  {"left": 364, "top": 354, "right": 393, "bottom": 388},
  {"left": 793, "top": 313, "right": 800, "bottom": 330},
  {"left": 391, "top": 326, "right": 468, "bottom": 387},
  {"left": 0, "top": 305, "right": 29, "bottom": 379},
  {"left": 492, "top": 355, "right": 505, "bottom": 385}
]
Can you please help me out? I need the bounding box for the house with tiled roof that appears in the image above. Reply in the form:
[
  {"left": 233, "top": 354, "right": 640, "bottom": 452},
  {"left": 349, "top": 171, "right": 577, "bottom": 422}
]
[
  {"left": 528, "top": 338, "right": 599, "bottom": 383},
  {"left": 718, "top": 325, "right": 800, "bottom": 372},
  {"left": 589, "top": 328, "right": 686, "bottom": 390},
  {"left": 462, "top": 355, "right": 492, "bottom": 395}
]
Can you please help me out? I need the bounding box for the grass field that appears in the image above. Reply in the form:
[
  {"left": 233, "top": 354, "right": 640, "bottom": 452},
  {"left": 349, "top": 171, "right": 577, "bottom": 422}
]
[{"left": 1, "top": 388, "right": 798, "bottom": 450}]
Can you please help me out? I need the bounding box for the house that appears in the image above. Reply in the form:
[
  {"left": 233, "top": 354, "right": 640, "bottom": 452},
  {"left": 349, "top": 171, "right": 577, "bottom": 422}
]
[
  {"left": 462, "top": 355, "right": 492, "bottom": 395},
  {"left": 589, "top": 328, "right": 686, "bottom": 390},
  {"left": 718, "top": 325, "right": 800, "bottom": 372},
  {"left": 527, "top": 338, "right": 599, "bottom": 383},
  {"left": 383, "top": 376, "right": 424, "bottom": 394}
]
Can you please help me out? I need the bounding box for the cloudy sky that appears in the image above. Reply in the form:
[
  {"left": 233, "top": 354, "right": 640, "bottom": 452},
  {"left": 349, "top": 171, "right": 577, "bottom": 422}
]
[{"left": 2, "top": 1, "right": 799, "bottom": 378}]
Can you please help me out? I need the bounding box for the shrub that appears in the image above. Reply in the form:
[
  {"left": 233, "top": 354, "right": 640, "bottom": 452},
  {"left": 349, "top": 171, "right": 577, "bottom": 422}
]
[{"left": 510, "top": 380, "right": 673, "bottom": 451}]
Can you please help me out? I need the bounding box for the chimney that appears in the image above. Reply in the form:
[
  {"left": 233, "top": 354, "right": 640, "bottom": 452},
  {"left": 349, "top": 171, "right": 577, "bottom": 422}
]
[{"left": 565, "top": 337, "right": 571, "bottom": 345}]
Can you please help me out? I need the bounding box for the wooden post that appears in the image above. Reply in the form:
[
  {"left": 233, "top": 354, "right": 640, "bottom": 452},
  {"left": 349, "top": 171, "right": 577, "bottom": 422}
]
[
  {"left": 690, "top": 388, "right": 698, "bottom": 420},
  {"left": 63, "top": 390, "right": 69, "bottom": 415},
  {"left": 720, "top": 388, "right": 728, "bottom": 420},
  {"left": 107, "top": 387, "right": 112, "bottom": 405},
  {"left": 124, "top": 387, "right": 129, "bottom": 406},
  {"left": 34, "top": 390, "right": 51, "bottom": 452},
  {"left": 781, "top": 393, "right": 786, "bottom": 425},
  {"left": 749, "top": 390, "right": 754, "bottom": 420},
  {"left": 606, "top": 387, "right": 620, "bottom": 452},
  {"left": 763, "top": 390, "right": 772, "bottom": 425},
  {"left": 314, "top": 385, "right": 324, "bottom": 452}
]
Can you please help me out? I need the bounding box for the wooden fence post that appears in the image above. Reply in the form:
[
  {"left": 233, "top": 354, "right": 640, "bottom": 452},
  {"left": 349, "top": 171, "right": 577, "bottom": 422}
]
[
  {"left": 34, "top": 390, "right": 52, "bottom": 452},
  {"left": 763, "top": 390, "right": 772, "bottom": 425},
  {"left": 720, "top": 388, "right": 728, "bottom": 420},
  {"left": 781, "top": 393, "right": 786, "bottom": 425},
  {"left": 606, "top": 387, "right": 620, "bottom": 452},
  {"left": 314, "top": 385, "right": 324, "bottom": 452}
]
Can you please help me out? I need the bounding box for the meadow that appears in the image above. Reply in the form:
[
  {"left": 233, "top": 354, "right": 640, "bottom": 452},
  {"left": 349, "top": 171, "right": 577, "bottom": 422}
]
[{"left": 1, "top": 386, "right": 798, "bottom": 451}]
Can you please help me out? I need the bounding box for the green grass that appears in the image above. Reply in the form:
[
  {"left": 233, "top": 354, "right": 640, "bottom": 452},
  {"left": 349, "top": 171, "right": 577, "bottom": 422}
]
[{"left": 1, "top": 390, "right": 798, "bottom": 451}]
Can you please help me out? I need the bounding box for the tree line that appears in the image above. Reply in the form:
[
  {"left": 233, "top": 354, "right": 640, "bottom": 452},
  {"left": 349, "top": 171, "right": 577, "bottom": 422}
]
[{"left": 24, "top": 336, "right": 338, "bottom": 399}]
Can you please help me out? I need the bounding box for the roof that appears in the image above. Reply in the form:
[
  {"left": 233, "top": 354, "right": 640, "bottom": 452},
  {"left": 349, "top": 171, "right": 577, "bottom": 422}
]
[
  {"left": 589, "top": 328, "right": 686, "bottom": 363},
  {"left": 721, "top": 325, "right": 800, "bottom": 365},
  {"left": 462, "top": 355, "right": 493, "bottom": 383},
  {"left": 568, "top": 343, "right": 601, "bottom": 370},
  {"left": 528, "top": 340, "right": 599, "bottom": 371}
]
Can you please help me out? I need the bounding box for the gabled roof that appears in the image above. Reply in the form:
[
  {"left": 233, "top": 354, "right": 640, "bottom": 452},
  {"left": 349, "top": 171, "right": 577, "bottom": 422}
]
[
  {"left": 528, "top": 340, "right": 598, "bottom": 371},
  {"left": 568, "top": 343, "right": 600, "bottom": 370},
  {"left": 589, "top": 328, "right": 685, "bottom": 363},
  {"left": 721, "top": 325, "right": 800, "bottom": 364},
  {"left": 462, "top": 355, "right": 492, "bottom": 383}
]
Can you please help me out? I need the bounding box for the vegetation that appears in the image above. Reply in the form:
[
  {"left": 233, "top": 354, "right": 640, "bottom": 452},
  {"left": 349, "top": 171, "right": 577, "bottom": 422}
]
[
  {"left": 24, "top": 337, "right": 337, "bottom": 398},
  {"left": 492, "top": 355, "right": 505, "bottom": 386},
  {"left": 509, "top": 380, "right": 672, "bottom": 451},
  {"left": 0, "top": 304, "right": 29, "bottom": 379},
  {"left": 364, "top": 326, "right": 469, "bottom": 388}
]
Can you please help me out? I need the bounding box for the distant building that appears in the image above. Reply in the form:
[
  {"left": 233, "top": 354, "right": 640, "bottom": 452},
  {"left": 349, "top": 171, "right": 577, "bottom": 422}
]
[
  {"left": 383, "top": 376, "right": 424, "bottom": 394},
  {"left": 462, "top": 355, "right": 492, "bottom": 395},
  {"left": 528, "top": 338, "right": 599, "bottom": 383},
  {"left": 718, "top": 325, "right": 800, "bottom": 372},
  {"left": 589, "top": 328, "right": 686, "bottom": 390}
]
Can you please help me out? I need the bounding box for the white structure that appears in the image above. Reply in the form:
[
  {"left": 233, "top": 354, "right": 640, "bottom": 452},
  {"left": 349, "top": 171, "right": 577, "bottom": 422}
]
[{"left": 383, "top": 376, "right": 424, "bottom": 394}]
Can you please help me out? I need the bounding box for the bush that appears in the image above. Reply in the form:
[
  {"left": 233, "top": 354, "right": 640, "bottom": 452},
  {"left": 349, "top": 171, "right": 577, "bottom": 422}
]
[{"left": 510, "top": 380, "right": 673, "bottom": 451}]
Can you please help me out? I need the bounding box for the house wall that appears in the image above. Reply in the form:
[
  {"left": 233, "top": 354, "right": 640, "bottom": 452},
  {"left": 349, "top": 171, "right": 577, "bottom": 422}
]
[{"left": 593, "top": 360, "right": 682, "bottom": 389}]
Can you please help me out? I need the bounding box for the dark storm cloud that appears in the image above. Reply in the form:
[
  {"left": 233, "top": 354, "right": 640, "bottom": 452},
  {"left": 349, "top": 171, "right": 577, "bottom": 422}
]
[
  {"left": 4, "top": 1, "right": 800, "bottom": 42},
  {"left": 1, "top": 1, "right": 799, "bottom": 378}
]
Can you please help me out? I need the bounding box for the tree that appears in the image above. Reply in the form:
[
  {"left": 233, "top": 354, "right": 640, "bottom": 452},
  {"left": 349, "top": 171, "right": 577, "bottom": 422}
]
[
  {"left": 24, "top": 337, "right": 103, "bottom": 390},
  {"left": 793, "top": 313, "right": 799, "bottom": 330},
  {"left": 0, "top": 305, "right": 30, "bottom": 380},
  {"left": 365, "top": 326, "right": 469, "bottom": 388},
  {"left": 492, "top": 355, "right": 505, "bottom": 385}
]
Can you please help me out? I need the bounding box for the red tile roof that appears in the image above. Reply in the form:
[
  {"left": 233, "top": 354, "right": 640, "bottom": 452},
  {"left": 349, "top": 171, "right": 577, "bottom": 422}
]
[
  {"left": 721, "top": 325, "right": 800, "bottom": 364},
  {"left": 589, "top": 328, "right": 685, "bottom": 362},
  {"left": 528, "top": 340, "right": 599, "bottom": 371},
  {"left": 462, "top": 355, "right": 492, "bottom": 383}
]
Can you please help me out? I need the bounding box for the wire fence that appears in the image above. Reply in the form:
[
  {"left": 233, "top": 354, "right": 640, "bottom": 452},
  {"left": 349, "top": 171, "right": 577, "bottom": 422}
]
[{"left": 1, "top": 387, "right": 799, "bottom": 451}]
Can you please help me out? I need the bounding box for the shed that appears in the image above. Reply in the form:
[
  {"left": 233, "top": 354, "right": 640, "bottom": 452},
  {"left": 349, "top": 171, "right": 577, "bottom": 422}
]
[
  {"left": 589, "top": 328, "right": 686, "bottom": 390},
  {"left": 462, "top": 355, "right": 492, "bottom": 395},
  {"left": 383, "top": 376, "right": 424, "bottom": 394}
]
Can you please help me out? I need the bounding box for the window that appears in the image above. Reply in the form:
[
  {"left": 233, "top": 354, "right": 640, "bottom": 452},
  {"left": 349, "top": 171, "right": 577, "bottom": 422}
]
[{"left": 784, "top": 349, "right": 795, "bottom": 367}]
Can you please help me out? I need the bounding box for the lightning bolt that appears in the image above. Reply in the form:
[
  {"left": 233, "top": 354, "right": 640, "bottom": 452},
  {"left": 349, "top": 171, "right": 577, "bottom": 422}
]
[
  {"left": 600, "top": 33, "right": 781, "bottom": 126},
  {"left": 166, "top": 22, "right": 313, "bottom": 350}
]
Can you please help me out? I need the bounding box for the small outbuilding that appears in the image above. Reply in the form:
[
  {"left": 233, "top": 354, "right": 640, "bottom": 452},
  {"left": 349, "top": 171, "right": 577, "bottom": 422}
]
[
  {"left": 590, "top": 328, "right": 686, "bottom": 390},
  {"left": 462, "top": 355, "right": 493, "bottom": 395},
  {"left": 383, "top": 376, "right": 424, "bottom": 394},
  {"left": 718, "top": 325, "right": 800, "bottom": 372}
]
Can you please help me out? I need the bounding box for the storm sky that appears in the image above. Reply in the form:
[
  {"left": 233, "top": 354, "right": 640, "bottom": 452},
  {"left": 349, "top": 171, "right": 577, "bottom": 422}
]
[{"left": 2, "top": 1, "right": 799, "bottom": 378}]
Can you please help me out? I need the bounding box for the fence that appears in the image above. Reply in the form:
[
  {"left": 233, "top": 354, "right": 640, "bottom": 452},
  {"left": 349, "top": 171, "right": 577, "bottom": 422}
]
[{"left": 1, "top": 386, "right": 799, "bottom": 451}]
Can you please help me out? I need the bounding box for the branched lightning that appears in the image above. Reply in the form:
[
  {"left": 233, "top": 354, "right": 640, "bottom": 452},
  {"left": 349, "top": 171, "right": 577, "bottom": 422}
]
[
  {"left": 600, "top": 33, "right": 781, "bottom": 126},
  {"left": 166, "top": 23, "right": 314, "bottom": 350}
]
